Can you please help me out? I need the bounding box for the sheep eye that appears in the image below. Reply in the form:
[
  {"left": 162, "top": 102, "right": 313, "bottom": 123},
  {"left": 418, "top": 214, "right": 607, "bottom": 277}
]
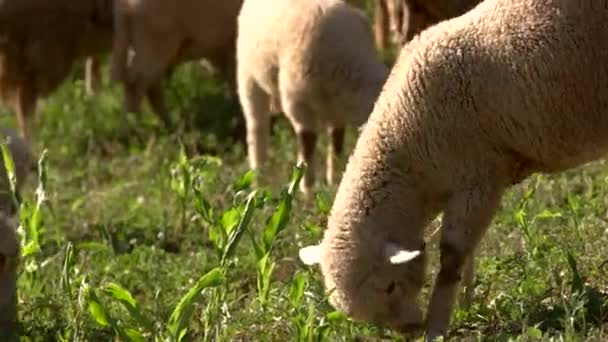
[{"left": 386, "top": 281, "right": 396, "bottom": 294}]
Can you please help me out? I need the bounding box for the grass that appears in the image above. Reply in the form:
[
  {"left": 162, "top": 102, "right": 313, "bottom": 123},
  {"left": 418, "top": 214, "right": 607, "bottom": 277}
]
[{"left": 1, "top": 55, "right": 608, "bottom": 341}]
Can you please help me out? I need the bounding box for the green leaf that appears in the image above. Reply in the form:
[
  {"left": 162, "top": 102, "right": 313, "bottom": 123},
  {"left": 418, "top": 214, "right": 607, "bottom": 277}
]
[
  {"left": 289, "top": 272, "right": 307, "bottom": 307},
  {"left": 86, "top": 288, "right": 110, "bottom": 327},
  {"left": 565, "top": 251, "right": 584, "bottom": 293},
  {"left": 525, "top": 326, "right": 543, "bottom": 339},
  {"left": 193, "top": 192, "right": 214, "bottom": 224},
  {"left": 60, "top": 242, "right": 74, "bottom": 292},
  {"left": 103, "top": 283, "right": 154, "bottom": 332},
  {"left": 167, "top": 267, "right": 225, "bottom": 340},
  {"left": 536, "top": 209, "right": 563, "bottom": 219},
  {"left": 104, "top": 283, "right": 137, "bottom": 307},
  {"left": 325, "top": 311, "right": 345, "bottom": 322},
  {"left": 219, "top": 207, "right": 240, "bottom": 235},
  {"left": 123, "top": 328, "right": 146, "bottom": 342},
  {"left": 0, "top": 137, "right": 19, "bottom": 209},
  {"left": 262, "top": 164, "right": 304, "bottom": 252},
  {"left": 233, "top": 170, "right": 256, "bottom": 192},
  {"left": 221, "top": 191, "right": 258, "bottom": 266},
  {"left": 314, "top": 191, "right": 332, "bottom": 215}
]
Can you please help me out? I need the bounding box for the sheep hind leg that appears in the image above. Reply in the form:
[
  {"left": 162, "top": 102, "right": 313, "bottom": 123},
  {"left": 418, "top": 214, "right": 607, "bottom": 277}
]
[
  {"left": 280, "top": 96, "right": 317, "bottom": 197},
  {"left": 425, "top": 185, "right": 503, "bottom": 340},
  {"left": 15, "top": 85, "right": 37, "bottom": 144},
  {"left": 374, "top": 0, "right": 390, "bottom": 50},
  {"left": 297, "top": 129, "right": 317, "bottom": 198},
  {"left": 326, "top": 126, "right": 344, "bottom": 186},
  {"left": 146, "top": 81, "right": 173, "bottom": 132},
  {"left": 460, "top": 251, "right": 476, "bottom": 310}
]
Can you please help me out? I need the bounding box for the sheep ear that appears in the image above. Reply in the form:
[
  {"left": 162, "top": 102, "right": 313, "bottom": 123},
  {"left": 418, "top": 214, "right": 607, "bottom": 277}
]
[
  {"left": 384, "top": 242, "right": 421, "bottom": 265},
  {"left": 299, "top": 245, "right": 322, "bottom": 265}
]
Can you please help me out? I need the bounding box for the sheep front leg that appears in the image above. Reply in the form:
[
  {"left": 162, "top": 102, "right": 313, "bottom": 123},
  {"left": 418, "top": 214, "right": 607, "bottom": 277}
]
[
  {"left": 425, "top": 186, "right": 502, "bottom": 340},
  {"left": 326, "top": 126, "right": 344, "bottom": 186},
  {"left": 297, "top": 129, "right": 317, "bottom": 196},
  {"left": 460, "top": 251, "right": 476, "bottom": 309},
  {"left": 15, "top": 85, "right": 37, "bottom": 144},
  {"left": 85, "top": 57, "right": 102, "bottom": 96},
  {"left": 238, "top": 79, "right": 271, "bottom": 176}
]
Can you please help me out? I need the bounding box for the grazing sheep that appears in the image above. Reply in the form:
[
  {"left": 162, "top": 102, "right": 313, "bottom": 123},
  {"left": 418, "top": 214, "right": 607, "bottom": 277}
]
[
  {"left": 237, "top": 0, "right": 389, "bottom": 195},
  {"left": 299, "top": 0, "right": 608, "bottom": 339},
  {"left": 0, "top": 0, "right": 114, "bottom": 143},
  {"left": 111, "top": 0, "right": 244, "bottom": 129},
  {"left": 0, "top": 128, "right": 33, "bottom": 336}
]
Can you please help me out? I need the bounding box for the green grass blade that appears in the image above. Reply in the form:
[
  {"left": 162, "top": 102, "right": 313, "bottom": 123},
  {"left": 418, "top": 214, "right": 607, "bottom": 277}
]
[
  {"left": 262, "top": 163, "right": 304, "bottom": 251},
  {"left": 233, "top": 170, "right": 256, "bottom": 192},
  {"left": 167, "top": 267, "right": 225, "bottom": 340},
  {"left": 85, "top": 287, "right": 111, "bottom": 327}
]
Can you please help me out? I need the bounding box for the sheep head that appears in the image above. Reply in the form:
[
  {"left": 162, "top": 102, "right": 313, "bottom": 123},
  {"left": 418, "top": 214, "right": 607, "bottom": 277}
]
[{"left": 299, "top": 238, "right": 427, "bottom": 334}]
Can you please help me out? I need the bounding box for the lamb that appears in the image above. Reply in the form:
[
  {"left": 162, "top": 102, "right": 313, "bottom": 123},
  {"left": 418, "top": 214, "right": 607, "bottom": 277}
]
[
  {"left": 0, "top": 128, "right": 33, "bottom": 336},
  {"left": 0, "top": 0, "right": 114, "bottom": 143},
  {"left": 236, "top": 0, "right": 390, "bottom": 195},
  {"left": 111, "top": 0, "right": 244, "bottom": 129},
  {"left": 298, "top": 0, "right": 608, "bottom": 339}
]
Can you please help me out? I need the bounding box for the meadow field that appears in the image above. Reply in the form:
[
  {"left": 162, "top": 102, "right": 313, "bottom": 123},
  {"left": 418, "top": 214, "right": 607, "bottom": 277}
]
[{"left": 2, "top": 54, "right": 608, "bottom": 341}]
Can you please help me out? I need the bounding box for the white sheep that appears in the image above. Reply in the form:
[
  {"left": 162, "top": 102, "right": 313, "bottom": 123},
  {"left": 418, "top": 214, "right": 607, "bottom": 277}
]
[
  {"left": 299, "top": 0, "right": 608, "bottom": 339},
  {"left": 236, "top": 0, "right": 389, "bottom": 195},
  {"left": 0, "top": 128, "right": 33, "bottom": 336}
]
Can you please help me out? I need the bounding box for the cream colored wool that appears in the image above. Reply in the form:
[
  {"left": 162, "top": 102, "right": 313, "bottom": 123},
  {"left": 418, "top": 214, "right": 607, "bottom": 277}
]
[
  {"left": 236, "top": 0, "right": 389, "bottom": 195},
  {"left": 111, "top": 0, "right": 244, "bottom": 129},
  {"left": 300, "top": 0, "right": 608, "bottom": 339}
]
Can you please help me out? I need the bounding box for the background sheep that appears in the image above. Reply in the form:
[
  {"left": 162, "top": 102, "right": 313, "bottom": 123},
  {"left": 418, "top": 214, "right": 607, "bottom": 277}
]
[
  {"left": 0, "top": 128, "right": 33, "bottom": 337},
  {"left": 237, "top": 0, "right": 389, "bottom": 196},
  {"left": 111, "top": 0, "right": 244, "bottom": 130},
  {"left": 299, "top": 0, "right": 608, "bottom": 339},
  {"left": 401, "top": 0, "right": 480, "bottom": 42},
  {"left": 0, "top": 0, "right": 114, "bottom": 143}
]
